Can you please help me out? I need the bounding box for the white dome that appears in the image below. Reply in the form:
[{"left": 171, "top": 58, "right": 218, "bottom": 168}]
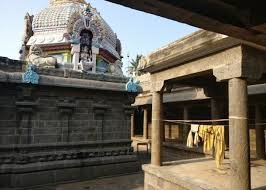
[{"left": 28, "top": 1, "right": 121, "bottom": 59}]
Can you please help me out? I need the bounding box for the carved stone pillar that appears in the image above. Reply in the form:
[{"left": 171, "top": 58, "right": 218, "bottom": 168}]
[
  {"left": 229, "top": 78, "right": 250, "bottom": 190},
  {"left": 131, "top": 112, "right": 135, "bottom": 138},
  {"left": 211, "top": 99, "right": 223, "bottom": 121},
  {"left": 124, "top": 106, "right": 136, "bottom": 139},
  {"left": 93, "top": 104, "right": 109, "bottom": 141},
  {"left": 16, "top": 101, "right": 38, "bottom": 144},
  {"left": 183, "top": 106, "right": 189, "bottom": 144},
  {"left": 91, "top": 46, "right": 99, "bottom": 73},
  {"left": 255, "top": 105, "right": 265, "bottom": 159},
  {"left": 168, "top": 124, "right": 172, "bottom": 139},
  {"left": 71, "top": 44, "right": 80, "bottom": 70},
  {"left": 58, "top": 101, "right": 76, "bottom": 142},
  {"left": 143, "top": 107, "right": 149, "bottom": 139},
  {"left": 151, "top": 91, "right": 163, "bottom": 166}
]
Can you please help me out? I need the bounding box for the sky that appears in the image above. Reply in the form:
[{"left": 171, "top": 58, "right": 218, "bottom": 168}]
[{"left": 0, "top": 0, "right": 198, "bottom": 71}]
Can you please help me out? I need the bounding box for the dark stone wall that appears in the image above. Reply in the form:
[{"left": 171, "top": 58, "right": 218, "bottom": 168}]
[
  {"left": 0, "top": 60, "right": 139, "bottom": 188},
  {"left": 0, "top": 57, "right": 22, "bottom": 72},
  {"left": 0, "top": 84, "right": 132, "bottom": 146}
]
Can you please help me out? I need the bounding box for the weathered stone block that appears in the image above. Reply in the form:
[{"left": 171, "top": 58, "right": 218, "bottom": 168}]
[
  {"left": 55, "top": 168, "right": 81, "bottom": 183},
  {"left": 11, "top": 170, "right": 55, "bottom": 187},
  {"left": 0, "top": 136, "right": 16, "bottom": 145},
  {"left": 33, "top": 135, "right": 61, "bottom": 144}
]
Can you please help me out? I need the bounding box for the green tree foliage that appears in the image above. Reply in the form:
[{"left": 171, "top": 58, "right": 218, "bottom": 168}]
[{"left": 127, "top": 54, "right": 142, "bottom": 76}]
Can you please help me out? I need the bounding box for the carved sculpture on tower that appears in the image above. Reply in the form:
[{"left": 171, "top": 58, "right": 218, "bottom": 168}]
[
  {"left": 27, "top": 45, "right": 57, "bottom": 68},
  {"left": 19, "top": 13, "right": 34, "bottom": 61},
  {"left": 21, "top": 0, "right": 124, "bottom": 76}
]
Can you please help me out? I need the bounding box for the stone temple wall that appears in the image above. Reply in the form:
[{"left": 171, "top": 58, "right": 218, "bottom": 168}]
[{"left": 0, "top": 57, "right": 140, "bottom": 188}]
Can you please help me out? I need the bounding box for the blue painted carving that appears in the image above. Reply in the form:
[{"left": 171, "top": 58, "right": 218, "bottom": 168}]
[
  {"left": 22, "top": 64, "right": 39, "bottom": 84},
  {"left": 96, "top": 59, "right": 108, "bottom": 73},
  {"left": 70, "top": 34, "right": 80, "bottom": 45},
  {"left": 126, "top": 77, "right": 140, "bottom": 93}
]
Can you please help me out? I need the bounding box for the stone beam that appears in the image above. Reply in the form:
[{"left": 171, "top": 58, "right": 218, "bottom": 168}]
[
  {"left": 147, "top": 45, "right": 266, "bottom": 88},
  {"left": 150, "top": 45, "right": 242, "bottom": 85},
  {"left": 139, "top": 31, "right": 235, "bottom": 73},
  {"left": 104, "top": 0, "right": 266, "bottom": 46},
  {"left": 214, "top": 45, "right": 266, "bottom": 82}
]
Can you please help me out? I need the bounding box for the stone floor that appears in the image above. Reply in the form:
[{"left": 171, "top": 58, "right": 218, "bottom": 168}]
[
  {"left": 143, "top": 158, "right": 266, "bottom": 190},
  {"left": 18, "top": 138, "right": 265, "bottom": 190},
  {"left": 50, "top": 173, "right": 144, "bottom": 190}
]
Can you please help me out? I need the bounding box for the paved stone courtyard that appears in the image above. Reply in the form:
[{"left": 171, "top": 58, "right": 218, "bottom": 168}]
[
  {"left": 12, "top": 140, "right": 265, "bottom": 190},
  {"left": 31, "top": 173, "right": 144, "bottom": 190}
]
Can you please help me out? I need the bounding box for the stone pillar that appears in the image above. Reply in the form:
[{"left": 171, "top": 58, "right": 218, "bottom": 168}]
[
  {"left": 229, "top": 78, "right": 250, "bottom": 190},
  {"left": 211, "top": 98, "right": 223, "bottom": 157},
  {"left": 211, "top": 99, "right": 222, "bottom": 121},
  {"left": 183, "top": 106, "right": 189, "bottom": 144},
  {"left": 211, "top": 98, "right": 228, "bottom": 145},
  {"left": 162, "top": 121, "right": 166, "bottom": 142},
  {"left": 151, "top": 91, "right": 163, "bottom": 166},
  {"left": 168, "top": 124, "right": 172, "bottom": 139},
  {"left": 94, "top": 109, "right": 106, "bottom": 141},
  {"left": 16, "top": 101, "right": 38, "bottom": 145},
  {"left": 131, "top": 112, "right": 135, "bottom": 138},
  {"left": 58, "top": 101, "right": 75, "bottom": 142},
  {"left": 255, "top": 105, "right": 265, "bottom": 159},
  {"left": 143, "top": 108, "right": 149, "bottom": 139},
  {"left": 91, "top": 47, "right": 99, "bottom": 73},
  {"left": 71, "top": 44, "right": 80, "bottom": 70}
]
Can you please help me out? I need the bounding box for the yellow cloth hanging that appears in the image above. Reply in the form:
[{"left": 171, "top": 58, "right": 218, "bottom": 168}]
[
  {"left": 198, "top": 125, "right": 214, "bottom": 153},
  {"left": 186, "top": 130, "right": 194, "bottom": 148},
  {"left": 199, "top": 125, "right": 225, "bottom": 169},
  {"left": 213, "top": 125, "right": 225, "bottom": 169},
  {"left": 186, "top": 124, "right": 199, "bottom": 148}
]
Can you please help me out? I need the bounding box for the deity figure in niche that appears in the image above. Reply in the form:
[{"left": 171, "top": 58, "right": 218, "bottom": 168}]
[{"left": 79, "top": 30, "right": 94, "bottom": 72}]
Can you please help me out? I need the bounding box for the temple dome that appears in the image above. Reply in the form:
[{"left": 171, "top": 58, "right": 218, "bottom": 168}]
[{"left": 28, "top": 0, "right": 120, "bottom": 59}]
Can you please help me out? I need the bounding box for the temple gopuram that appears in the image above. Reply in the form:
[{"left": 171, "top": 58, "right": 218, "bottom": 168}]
[
  {"left": 20, "top": 0, "right": 123, "bottom": 76},
  {"left": 0, "top": 0, "right": 140, "bottom": 188}
]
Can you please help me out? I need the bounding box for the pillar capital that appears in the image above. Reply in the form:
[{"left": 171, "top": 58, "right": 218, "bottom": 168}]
[
  {"left": 151, "top": 78, "right": 165, "bottom": 93},
  {"left": 213, "top": 45, "right": 266, "bottom": 82},
  {"left": 203, "top": 85, "right": 228, "bottom": 99},
  {"left": 213, "top": 61, "right": 263, "bottom": 82}
]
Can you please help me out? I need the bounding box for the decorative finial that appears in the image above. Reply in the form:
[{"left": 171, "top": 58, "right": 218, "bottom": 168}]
[{"left": 50, "top": 0, "right": 87, "bottom": 6}]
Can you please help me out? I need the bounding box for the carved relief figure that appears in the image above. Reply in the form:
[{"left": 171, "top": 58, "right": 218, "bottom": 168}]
[
  {"left": 27, "top": 45, "right": 57, "bottom": 68},
  {"left": 23, "top": 13, "right": 34, "bottom": 46},
  {"left": 110, "top": 60, "right": 124, "bottom": 76},
  {"left": 19, "top": 13, "right": 34, "bottom": 61}
]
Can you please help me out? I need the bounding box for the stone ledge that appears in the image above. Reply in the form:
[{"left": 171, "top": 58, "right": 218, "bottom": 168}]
[
  {"left": 0, "top": 71, "right": 127, "bottom": 92},
  {"left": 0, "top": 157, "right": 141, "bottom": 188},
  {"left": 139, "top": 31, "right": 239, "bottom": 73},
  {"left": 142, "top": 160, "right": 220, "bottom": 190},
  {"left": 0, "top": 57, "right": 128, "bottom": 83},
  {"left": 0, "top": 139, "right": 132, "bottom": 150},
  {"left": 0, "top": 155, "right": 138, "bottom": 174}
]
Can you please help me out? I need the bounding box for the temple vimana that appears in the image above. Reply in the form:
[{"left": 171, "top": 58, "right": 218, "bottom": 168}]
[{"left": 0, "top": 0, "right": 265, "bottom": 190}]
